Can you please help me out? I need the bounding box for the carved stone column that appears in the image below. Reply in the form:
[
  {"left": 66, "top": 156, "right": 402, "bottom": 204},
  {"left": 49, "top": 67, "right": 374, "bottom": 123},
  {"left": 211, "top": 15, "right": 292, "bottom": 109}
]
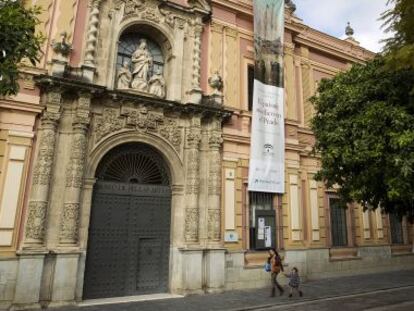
[
  {"left": 23, "top": 92, "right": 62, "bottom": 248},
  {"left": 184, "top": 117, "right": 201, "bottom": 243},
  {"left": 188, "top": 18, "right": 203, "bottom": 104},
  {"left": 207, "top": 118, "right": 223, "bottom": 243},
  {"left": 59, "top": 92, "right": 91, "bottom": 245}
]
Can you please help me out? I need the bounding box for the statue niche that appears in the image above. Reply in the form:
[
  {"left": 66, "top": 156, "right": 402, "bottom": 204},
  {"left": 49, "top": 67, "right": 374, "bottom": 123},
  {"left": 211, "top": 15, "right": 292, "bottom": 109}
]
[{"left": 116, "top": 34, "right": 166, "bottom": 98}]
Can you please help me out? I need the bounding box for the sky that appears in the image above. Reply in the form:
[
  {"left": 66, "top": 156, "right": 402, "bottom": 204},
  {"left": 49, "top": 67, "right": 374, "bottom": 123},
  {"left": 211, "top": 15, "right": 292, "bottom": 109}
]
[{"left": 294, "top": 0, "right": 394, "bottom": 52}]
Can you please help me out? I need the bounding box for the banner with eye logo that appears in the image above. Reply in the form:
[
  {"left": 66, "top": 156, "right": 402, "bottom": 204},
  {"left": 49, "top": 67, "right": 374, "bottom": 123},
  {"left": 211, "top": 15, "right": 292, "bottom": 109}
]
[{"left": 248, "top": 0, "right": 285, "bottom": 193}]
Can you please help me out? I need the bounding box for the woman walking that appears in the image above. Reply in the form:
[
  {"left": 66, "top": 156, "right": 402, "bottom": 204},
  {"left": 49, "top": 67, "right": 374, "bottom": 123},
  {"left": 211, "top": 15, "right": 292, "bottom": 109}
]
[{"left": 268, "top": 248, "right": 284, "bottom": 297}]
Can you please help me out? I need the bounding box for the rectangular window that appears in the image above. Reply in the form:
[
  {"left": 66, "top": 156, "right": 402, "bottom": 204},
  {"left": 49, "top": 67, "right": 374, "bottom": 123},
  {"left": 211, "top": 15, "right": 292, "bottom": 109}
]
[
  {"left": 329, "top": 198, "right": 348, "bottom": 247},
  {"left": 389, "top": 214, "right": 404, "bottom": 244},
  {"left": 247, "top": 65, "right": 255, "bottom": 111},
  {"left": 249, "top": 192, "right": 275, "bottom": 250}
]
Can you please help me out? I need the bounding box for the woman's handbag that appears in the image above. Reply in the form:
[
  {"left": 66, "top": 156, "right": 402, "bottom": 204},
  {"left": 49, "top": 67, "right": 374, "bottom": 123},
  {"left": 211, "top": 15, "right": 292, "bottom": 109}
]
[{"left": 264, "top": 262, "right": 271, "bottom": 272}]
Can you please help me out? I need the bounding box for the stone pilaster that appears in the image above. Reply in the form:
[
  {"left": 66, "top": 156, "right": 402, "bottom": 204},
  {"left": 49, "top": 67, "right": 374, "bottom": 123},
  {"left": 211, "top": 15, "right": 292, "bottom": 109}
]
[
  {"left": 23, "top": 92, "right": 62, "bottom": 248},
  {"left": 207, "top": 118, "right": 223, "bottom": 244},
  {"left": 184, "top": 117, "right": 201, "bottom": 243},
  {"left": 59, "top": 92, "right": 91, "bottom": 246}
]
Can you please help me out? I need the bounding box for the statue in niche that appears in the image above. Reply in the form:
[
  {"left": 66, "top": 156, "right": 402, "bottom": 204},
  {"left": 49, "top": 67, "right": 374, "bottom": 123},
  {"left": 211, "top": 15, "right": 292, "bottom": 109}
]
[
  {"left": 131, "top": 39, "right": 153, "bottom": 92},
  {"left": 117, "top": 61, "right": 132, "bottom": 89},
  {"left": 148, "top": 68, "right": 166, "bottom": 98}
]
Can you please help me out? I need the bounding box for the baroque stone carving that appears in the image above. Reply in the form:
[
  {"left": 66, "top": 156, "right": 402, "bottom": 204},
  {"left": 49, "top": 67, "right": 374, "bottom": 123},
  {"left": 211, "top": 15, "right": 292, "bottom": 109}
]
[
  {"left": 32, "top": 129, "right": 57, "bottom": 185},
  {"left": 208, "top": 150, "right": 221, "bottom": 195},
  {"left": 94, "top": 108, "right": 124, "bottom": 141},
  {"left": 117, "top": 61, "right": 132, "bottom": 89},
  {"left": 131, "top": 39, "right": 153, "bottom": 92},
  {"left": 123, "top": 0, "right": 145, "bottom": 15},
  {"left": 59, "top": 203, "right": 80, "bottom": 242},
  {"left": 185, "top": 208, "right": 199, "bottom": 241},
  {"left": 208, "top": 131, "right": 223, "bottom": 149},
  {"left": 94, "top": 107, "right": 183, "bottom": 153},
  {"left": 148, "top": 69, "right": 166, "bottom": 98},
  {"left": 185, "top": 149, "right": 199, "bottom": 194},
  {"left": 25, "top": 201, "right": 48, "bottom": 241},
  {"left": 65, "top": 134, "right": 87, "bottom": 188},
  {"left": 207, "top": 209, "right": 221, "bottom": 240},
  {"left": 159, "top": 119, "right": 182, "bottom": 150}
]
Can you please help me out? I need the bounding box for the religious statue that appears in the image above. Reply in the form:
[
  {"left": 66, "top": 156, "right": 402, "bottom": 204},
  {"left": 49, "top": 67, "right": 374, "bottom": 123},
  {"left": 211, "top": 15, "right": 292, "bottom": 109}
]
[
  {"left": 117, "top": 61, "right": 132, "bottom": 89},
  {"left": 148, "top": 68, "right": 166, "bottom": 98},
  {"left": 131, "top": 39, "right": 153, "bottom": 92}
]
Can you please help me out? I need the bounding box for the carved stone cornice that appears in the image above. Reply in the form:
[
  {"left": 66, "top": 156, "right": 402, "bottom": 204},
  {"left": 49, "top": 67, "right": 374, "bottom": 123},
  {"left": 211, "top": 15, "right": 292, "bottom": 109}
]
[{"left": 34, "top": 75, "right": 233, "bottom": 119}]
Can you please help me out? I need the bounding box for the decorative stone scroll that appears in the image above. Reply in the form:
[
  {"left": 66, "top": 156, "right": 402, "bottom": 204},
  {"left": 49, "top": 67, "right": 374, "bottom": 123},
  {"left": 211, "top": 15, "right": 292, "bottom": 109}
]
[{"left": 94, "top": 107, "right": 183, "bottom": 154}]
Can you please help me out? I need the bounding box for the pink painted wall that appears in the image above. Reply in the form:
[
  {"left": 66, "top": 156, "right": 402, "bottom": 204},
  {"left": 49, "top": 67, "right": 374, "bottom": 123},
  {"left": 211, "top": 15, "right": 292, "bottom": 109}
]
[{"left": 70, "top": 0, "right": 88, "bottom": 66}]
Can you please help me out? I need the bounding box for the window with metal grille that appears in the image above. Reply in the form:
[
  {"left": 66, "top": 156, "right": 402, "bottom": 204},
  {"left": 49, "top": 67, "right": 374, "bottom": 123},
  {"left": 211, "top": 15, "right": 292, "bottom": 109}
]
[
  {"left": 389, "top": 214, "right": 404, "bottom": 244},
  {"left": 249, "top": 192, "right": 275, "bottom": 249},
  {"left": 329, "top": 198, "right": 348, "bottom": 247}
]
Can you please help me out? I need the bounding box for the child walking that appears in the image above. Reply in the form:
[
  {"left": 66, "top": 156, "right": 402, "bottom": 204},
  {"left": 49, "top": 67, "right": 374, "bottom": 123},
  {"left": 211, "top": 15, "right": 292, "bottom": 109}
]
[{"left": 285, "top": 267, "right": 303, "bottom": 298}]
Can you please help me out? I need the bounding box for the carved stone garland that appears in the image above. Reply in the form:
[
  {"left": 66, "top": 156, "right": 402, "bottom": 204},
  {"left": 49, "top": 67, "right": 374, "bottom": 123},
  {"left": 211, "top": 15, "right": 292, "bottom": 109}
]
[
  {"left": 93, "top": 107, "right": 183, "bottom": 153},
  {"left": 184, "top": 118, "right": 201, "bottom": 242},
  {"left": 24, "top": 92, "right": 62, "bottom": 246},
  {"left": 59, "top": 93, "right": 91, "bottom": 245},
  {"left": 207, "top": 120, "right": 223, "bottom": 242}
]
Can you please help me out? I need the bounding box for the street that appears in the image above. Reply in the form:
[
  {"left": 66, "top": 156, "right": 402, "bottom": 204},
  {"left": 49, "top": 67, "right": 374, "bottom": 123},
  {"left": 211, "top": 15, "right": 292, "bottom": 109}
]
[{"left": 45, "top": 269, "right": 414, "bottom": 311}]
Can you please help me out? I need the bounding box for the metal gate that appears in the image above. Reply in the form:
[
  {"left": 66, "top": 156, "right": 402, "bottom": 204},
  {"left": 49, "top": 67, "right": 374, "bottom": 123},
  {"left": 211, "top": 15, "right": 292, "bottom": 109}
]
[{"left": 83, "top": 143, "right": 171, "bottom": 299}]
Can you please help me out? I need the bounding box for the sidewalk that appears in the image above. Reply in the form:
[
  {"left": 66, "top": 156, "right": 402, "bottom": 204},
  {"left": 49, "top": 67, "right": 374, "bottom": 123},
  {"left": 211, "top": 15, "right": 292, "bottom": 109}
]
[{"left": 52, "top": 269, "right": 414, "bottom": 311}]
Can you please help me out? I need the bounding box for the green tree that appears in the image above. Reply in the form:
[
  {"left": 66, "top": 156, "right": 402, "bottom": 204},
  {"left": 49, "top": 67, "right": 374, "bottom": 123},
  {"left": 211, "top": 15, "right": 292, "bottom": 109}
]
[
  {"left": 381, "top": 0, "right": 414, "bottom": 70},
  {"left": 311, "top": 57, "right": 414, "bottom": 220},
  {"left": 0, "top": 0, "right": 44, "bottom": 96}
]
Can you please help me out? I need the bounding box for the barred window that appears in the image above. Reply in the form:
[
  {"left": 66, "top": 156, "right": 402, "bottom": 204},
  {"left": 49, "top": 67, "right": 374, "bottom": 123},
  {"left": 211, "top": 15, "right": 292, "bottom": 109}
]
[{"left": 329, "top": 198, "right": 348, "bottom": 247}]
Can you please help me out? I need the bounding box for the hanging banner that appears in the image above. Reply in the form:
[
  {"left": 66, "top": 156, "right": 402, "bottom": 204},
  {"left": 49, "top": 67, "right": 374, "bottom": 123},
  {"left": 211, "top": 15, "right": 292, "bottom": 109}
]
[{"left": 248, "top": 0, "right": 285, "bottom": 193}]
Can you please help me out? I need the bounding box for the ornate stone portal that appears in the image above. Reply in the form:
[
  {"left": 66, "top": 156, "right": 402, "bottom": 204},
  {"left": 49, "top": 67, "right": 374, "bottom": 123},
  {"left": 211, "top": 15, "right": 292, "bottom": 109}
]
[{"left": 17, "top": 0, "right": 229, "bottom": 307}]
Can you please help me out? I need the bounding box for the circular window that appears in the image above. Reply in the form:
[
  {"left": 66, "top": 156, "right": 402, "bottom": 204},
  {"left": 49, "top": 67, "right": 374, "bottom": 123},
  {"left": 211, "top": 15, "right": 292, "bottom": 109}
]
[{"left": 117, "top": 33, "right": 164, "bottom": 78}]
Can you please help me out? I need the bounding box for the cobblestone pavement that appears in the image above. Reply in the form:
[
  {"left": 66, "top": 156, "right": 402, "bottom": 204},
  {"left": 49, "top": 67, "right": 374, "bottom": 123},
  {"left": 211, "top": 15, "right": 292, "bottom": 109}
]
[{"left": 46, "top": 269, "right": 414, "bottom": 311}]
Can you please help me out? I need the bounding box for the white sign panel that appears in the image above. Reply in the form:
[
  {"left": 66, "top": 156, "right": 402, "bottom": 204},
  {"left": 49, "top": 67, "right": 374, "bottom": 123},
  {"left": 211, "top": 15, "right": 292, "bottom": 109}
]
[
  {"left": 248, "top": 80, "right": 285, "bottom": 193},
  {"left": 264, "top": 226, "right": 272, "bottom": 247}
]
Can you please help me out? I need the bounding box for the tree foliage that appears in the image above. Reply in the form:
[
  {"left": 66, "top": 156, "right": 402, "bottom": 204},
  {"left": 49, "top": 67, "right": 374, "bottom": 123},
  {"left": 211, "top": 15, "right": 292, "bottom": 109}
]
[
  {"left": 311, "top": 57, "right": 414, "bottom": 220},
  {"left": 381, "top": 0, "right": 414, "bottom": 70},
  {"left": 0, "top": 0, "right": 44, "bottom": 96}
]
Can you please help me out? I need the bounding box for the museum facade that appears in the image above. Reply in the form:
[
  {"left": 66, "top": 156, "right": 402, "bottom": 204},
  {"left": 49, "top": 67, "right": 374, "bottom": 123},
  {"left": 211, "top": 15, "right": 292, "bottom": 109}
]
[{"left": 0, "top": 0, "right": 413, "bottom": 309}]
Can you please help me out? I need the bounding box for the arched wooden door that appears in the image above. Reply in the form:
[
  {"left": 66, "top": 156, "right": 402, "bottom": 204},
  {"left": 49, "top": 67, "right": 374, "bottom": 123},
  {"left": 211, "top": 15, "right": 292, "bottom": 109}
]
[{"left": 83, "top": 143, "right": 171, "bottom": 299}]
